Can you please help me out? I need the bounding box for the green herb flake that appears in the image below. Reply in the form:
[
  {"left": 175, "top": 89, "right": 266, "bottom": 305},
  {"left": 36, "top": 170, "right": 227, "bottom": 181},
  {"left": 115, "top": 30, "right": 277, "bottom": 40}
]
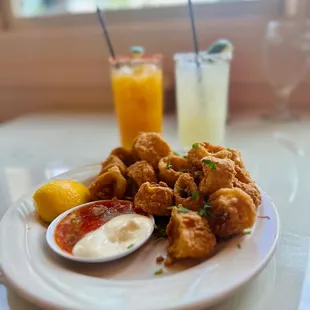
[
  {"left": 199, "top": 203, "right": 213, "bottom": 217},
  {"left": 167, "top": 205, "right": 190, "bottom": 213},
  {"left": 237, "top": 243, "right": 241, "bottom": 249},
  {"left": 173, "top": 151, "right": 180, "bottom": 156},
  {"left": 202, "top": 159, "right": 217, "bottom": 170},
  {"left": 167, "top": 162, "right": 173, "bottom": 169},
  {"left": 154, "top": 269, "right": 163, "bottom": 275},
  {"left": 242, "top": 231, "right": 252, "bottom": 235},
  {"left": 127, "top": 244, "right": 134, "bottom": 249},
  {"left": 176, "top": 185, "right": 185, "bottom": 193},
  {"left": 191, "top": 191, "right": 200, "bottom": 200},
  {"left": 192, "top": 143, "right": 199, "bottom": 149}
]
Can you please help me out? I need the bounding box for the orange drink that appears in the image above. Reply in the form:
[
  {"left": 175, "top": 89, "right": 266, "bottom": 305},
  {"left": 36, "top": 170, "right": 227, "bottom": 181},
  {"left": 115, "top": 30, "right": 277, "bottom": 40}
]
[{"left": 110, "top": 56, "right": 163, "bottom": 149}]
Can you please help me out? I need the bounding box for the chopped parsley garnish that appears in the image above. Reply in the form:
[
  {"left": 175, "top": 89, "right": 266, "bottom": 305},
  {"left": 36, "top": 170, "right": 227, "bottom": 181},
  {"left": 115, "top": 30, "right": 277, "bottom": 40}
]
[
  {"left": 242, "top": 231, "right": 251, "bottom": 235},
  {"left": 167, "top": 162, "right": 173, "bottom": 169},
  {"left": 237, "top": 243, "right": 241, "bottom": 249},
  {"left": 176, "top": 185, "right": 185, "bottom": 193},
  {"left": 154, "top": 269, "right": 163, "bottom": 275},
  {"left": 191, "top": 191, "right": 200, "bottom": 200},
  {"left": 127, "top": 244, "right": 134, "bottom": 249},
  {"left": 192, "top": 143, "right": 199, "bottom": 149},
  {"left": 198, "top": 203, "right": 213, "bottom": 217},
  {"left": 173, "top": 151, "right": 180, "bottom": 156},
  {"left": 153, "top": 216, "right": 170, "bottom": 239},
  {"left": 167, "top": 205, "right": 190, "bottom": 213},
  {"left": 202, "top": 159, "right": 217, "bottom": 170}
]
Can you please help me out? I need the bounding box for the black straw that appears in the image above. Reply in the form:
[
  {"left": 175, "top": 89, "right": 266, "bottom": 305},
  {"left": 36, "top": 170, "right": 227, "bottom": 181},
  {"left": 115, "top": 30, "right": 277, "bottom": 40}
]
[
  {"left": 188, "top": 0, "right": 200, "bottom": 67},
  {"left": 96, "top": 6, "right": 116, "bottom": 60}
]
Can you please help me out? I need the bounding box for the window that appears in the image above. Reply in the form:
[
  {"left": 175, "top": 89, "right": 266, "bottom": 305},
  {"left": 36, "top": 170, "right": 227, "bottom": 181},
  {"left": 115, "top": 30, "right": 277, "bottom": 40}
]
[{"left": 1, "top": 0, "right": 309, "bottom": 122}]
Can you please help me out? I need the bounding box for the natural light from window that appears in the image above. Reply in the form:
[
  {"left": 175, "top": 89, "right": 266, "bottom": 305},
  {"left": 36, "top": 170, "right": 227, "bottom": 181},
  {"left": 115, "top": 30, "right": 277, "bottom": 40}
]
[{"left": 16, "top": 0, "right": 258, "bottom": 17}]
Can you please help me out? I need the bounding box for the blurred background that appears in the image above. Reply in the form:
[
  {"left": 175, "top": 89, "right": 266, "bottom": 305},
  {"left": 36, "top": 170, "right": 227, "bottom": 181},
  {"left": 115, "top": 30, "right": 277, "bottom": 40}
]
[{"left": 0, "top": 0, "right": 309, "bottom": 122}]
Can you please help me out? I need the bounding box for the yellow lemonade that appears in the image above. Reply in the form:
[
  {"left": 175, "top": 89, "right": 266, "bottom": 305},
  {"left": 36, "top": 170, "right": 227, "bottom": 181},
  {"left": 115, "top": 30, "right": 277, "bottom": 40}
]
[{"left": 111, "top": 57, "right": 163, "bottom": 149}]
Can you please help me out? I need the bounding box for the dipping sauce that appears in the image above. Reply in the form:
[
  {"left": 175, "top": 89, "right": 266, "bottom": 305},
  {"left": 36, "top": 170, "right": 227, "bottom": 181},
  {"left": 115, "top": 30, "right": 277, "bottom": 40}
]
[
  {"left": 54, "top": 200, "right": 143, "bottom": 254},
  {"left": 73, "top": 213, "right": 153, "bottom": 258}
]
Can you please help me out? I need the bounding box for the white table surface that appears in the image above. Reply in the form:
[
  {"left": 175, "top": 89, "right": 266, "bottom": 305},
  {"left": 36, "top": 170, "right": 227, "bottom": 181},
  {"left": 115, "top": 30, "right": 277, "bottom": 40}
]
[{"left": 0, "top": 113, "right": 310, "bottom": 310}]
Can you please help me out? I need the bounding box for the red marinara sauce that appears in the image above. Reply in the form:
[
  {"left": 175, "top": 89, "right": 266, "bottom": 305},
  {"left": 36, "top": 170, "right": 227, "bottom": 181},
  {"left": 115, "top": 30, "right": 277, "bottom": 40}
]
[{"left": 54, "top": 200, "right": 140, "bottom": 254}]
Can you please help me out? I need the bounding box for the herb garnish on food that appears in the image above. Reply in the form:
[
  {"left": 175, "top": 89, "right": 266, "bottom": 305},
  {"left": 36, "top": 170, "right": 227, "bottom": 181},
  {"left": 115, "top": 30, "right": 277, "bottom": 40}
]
[
  {"left": 154, "top": 269, "right": 163, "bottom": 275},
  {"left": 167, "top": 205, "right": 190, "bottom": 213},
  {"left": 127, "top": 244, "right": 134, "bottom": 249},
  {"left": 153, "top": 216, "right": 170, "bottom": 239},
  {"left": 202, "top": 159, "right": 217, "bottom": 170},
  {"left": 242, "top": 231, "right": 251, "bottom": 235},
  {"left": 167, "top": 162, "right": 173, "bottom": 169},
  {"left": 191, "top": 191, "right": 200, "bottom": 200},
  {"left": 198, "top": 203, "right": 213, "bottom": 217},
  {"left": 192, "top": 143, "right": 199, "bottom": 149},
  {"left": 173, "top": 151, "right": 180, "bottom": 156}
]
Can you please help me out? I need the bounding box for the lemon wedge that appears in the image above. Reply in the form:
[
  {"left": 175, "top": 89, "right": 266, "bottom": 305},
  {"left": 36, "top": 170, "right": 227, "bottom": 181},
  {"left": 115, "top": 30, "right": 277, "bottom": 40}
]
[{"left": 33, "top": 180, "right": 90, "bottom": 223}]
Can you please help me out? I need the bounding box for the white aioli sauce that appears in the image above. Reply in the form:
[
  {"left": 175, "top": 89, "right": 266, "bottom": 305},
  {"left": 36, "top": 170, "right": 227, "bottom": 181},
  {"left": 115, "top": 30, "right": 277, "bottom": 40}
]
[{"left": 72, "top": 214, "right": 153, "bottom": 258}]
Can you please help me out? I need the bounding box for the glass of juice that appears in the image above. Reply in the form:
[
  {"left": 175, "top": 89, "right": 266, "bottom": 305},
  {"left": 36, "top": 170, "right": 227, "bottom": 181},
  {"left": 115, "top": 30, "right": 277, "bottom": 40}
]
[
  {"left": 174, "top": 51, "right": 231, "bottom": 149},
  {"left": 110, "top": 54, "right": 163, "bottom": 149}
]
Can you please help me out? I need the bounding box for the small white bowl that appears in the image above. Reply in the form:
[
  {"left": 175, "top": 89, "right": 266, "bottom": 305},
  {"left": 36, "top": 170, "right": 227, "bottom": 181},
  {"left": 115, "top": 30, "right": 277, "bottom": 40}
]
[{"left": 46, "top": 200, "right": 154, "bottom": 263}]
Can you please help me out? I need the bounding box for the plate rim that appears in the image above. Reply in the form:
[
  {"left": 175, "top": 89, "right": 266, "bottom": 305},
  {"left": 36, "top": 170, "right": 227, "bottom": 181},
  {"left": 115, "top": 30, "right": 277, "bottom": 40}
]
[{"left": 0, "top": 164, "right": 280, "bottom": 310}]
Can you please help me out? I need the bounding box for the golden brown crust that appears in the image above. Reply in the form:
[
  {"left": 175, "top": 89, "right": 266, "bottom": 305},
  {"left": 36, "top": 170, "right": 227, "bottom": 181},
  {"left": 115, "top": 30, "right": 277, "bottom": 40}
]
[
  {"left": 99, "top": 155, "right": 127, "bottom": 176},
  {"left": 134, "top": 181, "right": 174, "bottom": 216},
  {"left": 234, "top": 179, "right": 261, "bottom": 209},
  {"left": 166, "top": 208, "right": 216, "bottom": 262},
  {"left": 89, "top": 166, "right": 127, "bottom": 201},
  {"left": 227, "top": 148, "right": 246, "bottom": 169},
  {"left": 199, "top": 156, "right": 236, "bottom": 196},
  {"left": 208, "top": 188, "right": 256, "bottom": 238},
  {"left": 111, "top": 147, "right": 137, "bottom": 166},
  {"left": 174, "top": 174, "right": 203, "bottom": 211},
  {"left": 158, "top": 155, "right": 189, "bottom": 187},
  {"left": 132, "top": 132, "right": 172, "bottom": 168},
  {"left": 127, "top": 160, "right": 157, "bottom": 187}
]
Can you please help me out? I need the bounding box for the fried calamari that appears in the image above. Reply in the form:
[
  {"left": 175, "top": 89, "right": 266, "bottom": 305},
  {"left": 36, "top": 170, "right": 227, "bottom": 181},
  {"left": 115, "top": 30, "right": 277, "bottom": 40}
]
[
  {"left": 234, "top": 179, "right": 261, "bottom": 209},
  {"left": 207, "top": 188, "right": 256, "bottom": 238},
  {"left": 99, "top": 155, "right": 127, "bottom": 176},
  {"left": 199, "top": 156, "right": 236, "bottom": 196},
  {"left": 111, "top": 147, "right": 137, "bottom": 166},
  {"left": 134, "top": 181, "right": 174, "bottom": 216},
  {"left": 127, "top": 160, "right": 157, "bottom": 187},
  {"left": 89, "top": 166, "right": 127, "bottom": 201},
  {"left": 158, "top": 155, "right": 189, "bottom": 187},
  {"left": 174, "top": 173, "right": 203, "bottom": 211},
  {"left": 166, "top": 207, "right": 216, "bottom": 263},
  {"left": 132, "top": 132, "right": 171, "bottom": 168}
]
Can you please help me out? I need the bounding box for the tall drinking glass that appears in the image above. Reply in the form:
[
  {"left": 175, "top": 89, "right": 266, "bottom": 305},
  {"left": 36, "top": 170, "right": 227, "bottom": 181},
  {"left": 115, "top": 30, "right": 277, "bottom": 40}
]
[
  {"left": 263, "top": 20, "right": 310, "bottom": 121},
  {"left": 174, "top": 52, "right": 231, "bottom": 149},
  {"left": 110, "top": 55, "right": 163, "bottom": 149}
]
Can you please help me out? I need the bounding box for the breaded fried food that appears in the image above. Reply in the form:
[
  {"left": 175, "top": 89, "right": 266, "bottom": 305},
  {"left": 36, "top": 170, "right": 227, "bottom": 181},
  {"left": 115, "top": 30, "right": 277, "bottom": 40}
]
[
  {"left": 111, "top": 147, "right": 137, "bottom": 166},
  {"left": 132, "top": 132, "right": 171, "bottom": 168},
  {"left": 234, "top": 178, "right": 261, "bottom": 209},
  {"left": 158, "top": 155, "right": 189, "bottom": 187},
  {"left": 89, "top": 166, "right": 127, "bottom": 201},
  {"left": 166, "top": 207, "right": 216, "bottom": 263},
  {"left": 127, "top": 160, "right": 157, "bottom": 187},
  {"left": 227, "top": 148, "right": 245, "bottom": 169},
  {"left": 99, "top": 155, "right": 127, "bottom": 176},
  {"left": 187, "top": 142, "right": 230, "bottom": 169},
  {"left": 134, "top": 181, "right": 173, "bottom": 216},
  {"left": 207, "top": 188, "right": 256, "bottom": 238},
  {"left": 199, "top": 156, "right": 236, "bottom": 195},
  {"left": 174, "top": 173, "right": 203, "bottom": 211}
]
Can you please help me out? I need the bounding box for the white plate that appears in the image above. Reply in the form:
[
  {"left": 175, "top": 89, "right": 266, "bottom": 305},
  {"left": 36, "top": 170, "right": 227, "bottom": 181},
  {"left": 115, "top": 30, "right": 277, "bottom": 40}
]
[{"left": 0, "top": 164, "right": 280, "bottom": 310}]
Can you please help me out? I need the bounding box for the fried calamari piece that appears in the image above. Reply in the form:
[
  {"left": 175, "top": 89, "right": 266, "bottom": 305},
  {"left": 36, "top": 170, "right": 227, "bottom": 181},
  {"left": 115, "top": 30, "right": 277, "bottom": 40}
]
[
  {"left": 99, "top": 155, "right": 127, "bottom": 176},
  {"left": 174, "top": 173, "right": 203, "bottom": 211},
  {"left": 199, "top": 156, "right": 236, "bottom": 196},
  {"left": 134, "top": 182, "right": 173, "bottom": 216},
  {"left": 166, "top": 207, "right": 216, "bottom": 264},
  {"left": 227, "top": 148, "right": 246, "bottom": 169},
  {"left": 158, "top": 155, "right": 189, "bottom": 187},
  {"left": 234, "top": 178, "right": 261, "bottom": 209},
  {"left": 207, "top": 188, "right": 256, "bottom": 238},
  {"left": 127, "top": 160, "right": 157, "bottom": 187},
  {"left": 132, "top": 132, "right": 172, "bottom": 168},
  {"left": 187, "top": 142, "right": 230, "bottom": 170},
  {"left": 89, "top": 166, "right": 127, "bottom": 201},
  {"left": 111, "top": 147, "right": 137, "bottom": 166}
]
